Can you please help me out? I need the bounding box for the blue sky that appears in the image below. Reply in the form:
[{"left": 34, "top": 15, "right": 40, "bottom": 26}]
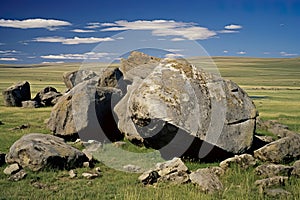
[{"left": 0, "top": 0, "right": 299, "bottom": 64}]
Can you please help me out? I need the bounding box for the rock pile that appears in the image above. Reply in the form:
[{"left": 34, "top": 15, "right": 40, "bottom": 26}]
[{"left": 2, "top": 81, "right": 61, "bottom": 108}]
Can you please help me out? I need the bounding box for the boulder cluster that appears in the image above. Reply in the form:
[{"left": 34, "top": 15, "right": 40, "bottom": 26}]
[
  {"left": 2, "top": 82, "right": 61, "bottom": 108},
  {"left": 1, "top": 51, "right": 300, "bottom": 197}
]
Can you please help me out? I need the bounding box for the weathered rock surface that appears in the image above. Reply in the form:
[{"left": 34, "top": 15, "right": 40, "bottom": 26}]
[
  {"left": 255, "top": 176, "right": 288, "bottom": 189},
  {"left": 22, "top": 100, "right": 40, "bottom": 108},
  {"left": 255, "top": 164, "right": 293, "bottom": 177},
  {"left": 4, "top": 163, "right": 21, "bottom": 175},
  {"left": 189, "top": 168, "right": 223, "bottom": 193},
  {"left": 33, "top": 86, "right": 62, "bottom": 106},
  {"left": 120, "top": 51, "right": 161, "bottom": 81},
  {"left": 63, "top": 69, "right": 99, "bottom": 89},
  {"left": 138, "top": 157, "right": 189, "bottom": 185},
  {"left": 47, "top": 79, "right": 123, "bottom": 142},
  {"left": 254, "top": 133, "right": 300, "bottom": 163},
  {"left": 2, "top": 81, "right": 31, "bottom": 107},
  {"left": 98, "top": 67, "right": 123, "bottom": 88},
  {"left": 291, "top": 160, "right": 300, "bottom": 177},
  {"left": 263, "top": 188, "right": 291, "bottom": 198},
  {"left": 8, "top": 169, "right": 27, "bottom": 181},
  {"left": 115, "top": 52, "right": 257, "bottom": 159},
  {"left": 219, "top": 154, "right": 257, "bottom": 170},
  {"left": 256, "top": 119, "right": 295, "bottom": 138},
  {"left": 5, "top": 133, "right": 88, "bottom": 171}
]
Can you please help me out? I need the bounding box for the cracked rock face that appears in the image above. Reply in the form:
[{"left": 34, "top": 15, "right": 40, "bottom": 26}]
[{"left": 114, "top": 52, "right": 257, "bottom": 159}]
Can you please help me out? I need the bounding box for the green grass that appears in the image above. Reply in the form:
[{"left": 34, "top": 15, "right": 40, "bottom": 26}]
[{"left": 0, "top": 57, "right": 300, "bottom": 199}]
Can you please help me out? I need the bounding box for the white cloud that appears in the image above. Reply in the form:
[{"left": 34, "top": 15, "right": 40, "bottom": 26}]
[
  {"left": 223, "top": 50, "right": 228, "bottom": 53},
  {"left": 0, "top": 18, "right": 71, "bottom": 30},
  {"left": 34, "top": 36, "right": 114, "bottom": 44},
  {"left": 224, "top": 24, "right": 242, "bottom": 30},
  {"left": 71, "top": 29, "right": 96, "bottom": 33},
  {"left": 165, "top": 48, "right": 183, "bottom": 52},
  {"left": 218, "top": 30, "right": 239, "bottom": 33},
  {"left": 41, "top": 52, "right": 112, "bottom": 60},
  {"left": 0, "top": 50, "right": 18, "bottom": 54},
  {"left": 164, "top": 53, "right": 184, "bottom": 58},
  {"left": 237, "top": 51, "right": 247, "bottom": 55},
  {"left": 280, "top": 51, "right": 298, "bottom": 56},
  {"left": 170, "top": 37, "right": 186, "bottom": 41},
  {"left": 153, "top": 26, "right": 216, "bottom": 40},
  {"left": 263, "top": 52, "right": 270, "bottom": 55},
  {"left": 42, "top": 61, "right": 64, "bottom": 64},
  {"left": 0, "top": 43, "right": 5, "bottom": 45},
  {"left": 85, "top": 22, "right": 101, "bottom": 29},
  {"left": 100, "top": 20, "right": 216, "bottom": 40},
  {"left": 0, "top": 57, "right": 18, "bottom": 61}
]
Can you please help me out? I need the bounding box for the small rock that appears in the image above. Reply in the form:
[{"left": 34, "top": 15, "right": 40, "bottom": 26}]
[
  {"left": 113, "top": 141, "right": 127, "bottom": 148},
  {"left": 291, "top": 160, "right": 300, "bottom": 177},
  {"left": 83, "top": 162, "right": 90, "bottom": 168},
  {"left": 155, "top": 157, "right": 188, "bottom": 177},
  {"left": 123, "top": 164, "right": 142, "bottom": 173},
  {"left": 4, "top": 163, "right": 21, "bottom": 175},
  {"left": 220, "top": 154, "right": 256, "bottom": 170},
  {"left": 0, "top": 120, "right": 4, "bottom": 125},
  {"left": 255, "top": 176, "right": 288, "bottom": 189},
  {"left": 159, "top": 171, "right": 190, "bottom": 184},
  {"left": 74, "top": 139, "right": 82, "bottom": 144},
  {"left": 82, "top": 172, "right": 99, "bottom": 179},
  {"left": 255, "top": 164, "right": 293, "bottom": 177},
  {"left": 8, "top": 169, "right": 27, "bottom": 181},
  {"left": 255, "top": 135, "right": 276, "bottom": 143},
  {"left": 189, "top": 168, "right": 223, "bottom": 193},
  {"left": 139, "top": 170, "right": 160, "bottom": 185},
  {"left": 95, "top": 167, "right": 101, "bottom": 174},
  {"left": 69, "top": 170, "right": 77, "bottom": 178},
  {"left": 31, "top": 181, "right": 48, "bottom": 189},
  {"left": 209, "top": 167, "right": 225, "bottom": 177},
  {"left": 22, "top": 100, "right": 40, "bottom": 108},
  {"left": 263, "top": 188, "right": 291, "bottom": 197},
  {"left": 138, "top": 157, "right": 189, "bottom": 185},
  {"left": 254, "top": 133, "right": 300, "bottom": 163}
]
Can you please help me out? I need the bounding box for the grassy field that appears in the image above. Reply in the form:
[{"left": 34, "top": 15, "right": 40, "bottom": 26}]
[{"left": 0, "top": 57, "right": 299, "bottom": 199}]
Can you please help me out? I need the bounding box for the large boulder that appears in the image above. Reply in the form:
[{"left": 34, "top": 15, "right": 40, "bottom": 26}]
[
  {"left": 114, "top": 52, "right": 257, "bottom": 159},
  {"left": 254, "top": 133, "right": 300, "bottom": 163},
  {"left": 33, "top": 86, "right": 62, "bottom": 106},
  {"left": 2, "top": 81, "right": 31, "bottom": 107},
  {"left": 5, "top": 133, "right": 88, "bottom": 171},
  {"left": 48, "top": 74, "right": 124, "bottom": 142},
  {"left": 63, "top": 69, "right": 99, "bottom": 89}
]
